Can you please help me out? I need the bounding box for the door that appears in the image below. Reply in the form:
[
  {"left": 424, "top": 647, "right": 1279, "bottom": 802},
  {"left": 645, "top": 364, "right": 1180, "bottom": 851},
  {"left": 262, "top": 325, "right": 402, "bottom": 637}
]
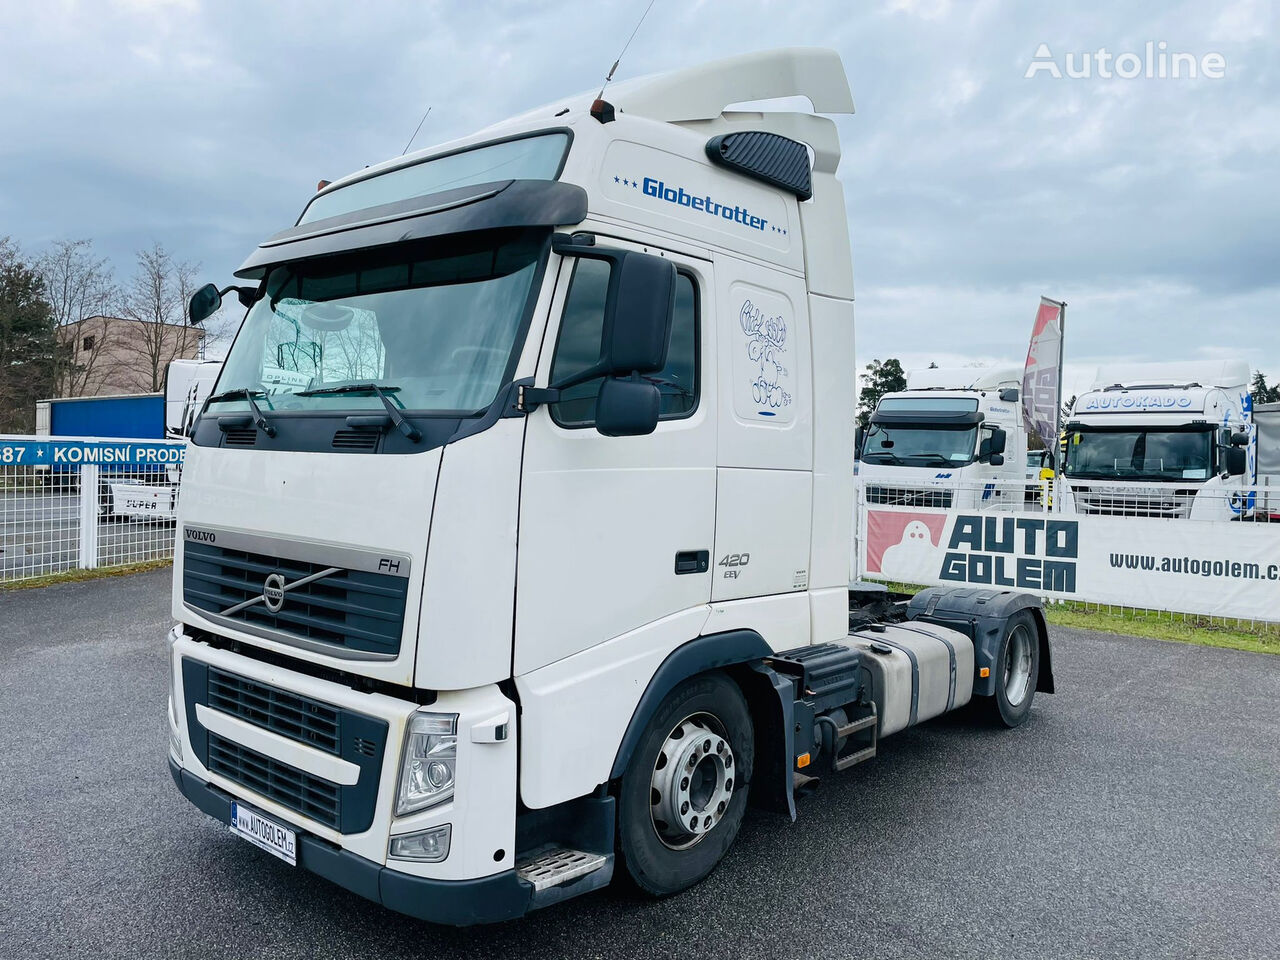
[{"left": 514, "top": 245, "right": 716, "bottom": 676}]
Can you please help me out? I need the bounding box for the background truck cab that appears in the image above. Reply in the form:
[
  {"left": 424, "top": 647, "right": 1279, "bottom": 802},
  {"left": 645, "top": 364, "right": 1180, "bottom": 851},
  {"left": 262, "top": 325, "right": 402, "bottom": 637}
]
[
  {"left": 859, "top": 366, "right": 1027, "bottom": 510},
  {"left": 1060, "top": 360, "right": 1254, "bottom": 520}
]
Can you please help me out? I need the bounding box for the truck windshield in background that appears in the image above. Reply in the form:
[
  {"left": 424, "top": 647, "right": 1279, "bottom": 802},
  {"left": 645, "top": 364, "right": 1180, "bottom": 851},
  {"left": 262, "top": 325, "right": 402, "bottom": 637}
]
[
  {"left": 299, "top": 132, "right": 570, "bottom": 224},
  {"left": 209, "top": 229, "right": 546, "bottom": 415},
  {"left": 1065, "top": 428, "right": 1213, "bottom": 481},
  {"left": 862, "top": 423, "right": 978, "bottom": 466},
  {"left": 863, "top": 396, "right": 979, "bottom": 466}
]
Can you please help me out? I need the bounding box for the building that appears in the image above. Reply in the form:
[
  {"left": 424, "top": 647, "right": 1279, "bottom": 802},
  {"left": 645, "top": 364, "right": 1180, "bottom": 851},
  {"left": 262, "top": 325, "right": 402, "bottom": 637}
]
[{"left": 57, "top": 315, "right": 205, "bottom": 397}]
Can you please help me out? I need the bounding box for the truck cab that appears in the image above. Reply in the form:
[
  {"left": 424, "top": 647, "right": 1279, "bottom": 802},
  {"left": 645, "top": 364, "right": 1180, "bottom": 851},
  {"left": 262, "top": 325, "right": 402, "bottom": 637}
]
[
  {"left": 167, "top": 48, "right": 1051, "bottom": 925},
  {"left": 1061, "top": 361, "right": 1254, "bottom": 520},
  {"left": 859, "top": 366, "right": 1027, "bottom": 510}
]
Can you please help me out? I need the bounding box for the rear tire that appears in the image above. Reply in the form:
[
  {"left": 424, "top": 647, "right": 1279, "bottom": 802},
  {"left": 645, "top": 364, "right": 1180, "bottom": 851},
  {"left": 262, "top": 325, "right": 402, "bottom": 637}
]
[
  {"left": 983, "top": 610, "right": 1040, "bottom": 728},
  {"left": 617, "top": 672, "right": 753, "bottom": 896}
]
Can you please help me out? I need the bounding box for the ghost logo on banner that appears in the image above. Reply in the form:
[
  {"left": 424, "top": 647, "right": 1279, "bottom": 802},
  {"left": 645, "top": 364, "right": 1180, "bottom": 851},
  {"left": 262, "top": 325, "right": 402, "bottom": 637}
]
[
  {"left": 881, "top": 520, "right": 939, "bottom": 581},
  {"left": 865, "top": 511, "right": 948, "bottom": 579}
]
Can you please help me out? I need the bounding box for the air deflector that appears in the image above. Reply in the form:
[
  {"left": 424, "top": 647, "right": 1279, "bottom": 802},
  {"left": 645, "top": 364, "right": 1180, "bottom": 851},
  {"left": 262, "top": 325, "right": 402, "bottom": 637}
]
[{"left": 705, "top": 131, "right": 813, "bottom": 200}]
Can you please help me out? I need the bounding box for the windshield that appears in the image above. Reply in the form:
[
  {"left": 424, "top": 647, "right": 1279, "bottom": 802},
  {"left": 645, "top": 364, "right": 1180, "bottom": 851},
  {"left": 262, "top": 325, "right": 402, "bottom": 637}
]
[
  {"left": 210, "top": 230, "right": 545, "bottom": 415},
  {"left": 862, "top": 423, "right": 978, "bottom": 466},
  {"left": 300, "top": 133, "right": 570, "bottom": 224},
  {"left": 1065, "top": 428, "right": 1213, "bottom": 480}
]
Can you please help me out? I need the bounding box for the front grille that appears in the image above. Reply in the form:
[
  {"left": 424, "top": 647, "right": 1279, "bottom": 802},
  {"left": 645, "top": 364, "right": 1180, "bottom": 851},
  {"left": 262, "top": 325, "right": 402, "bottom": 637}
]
[
  {"left": 182, "top": 659, "right": 389, "bottom": 834},
  {"left": 207, "top": 732, "right": 341, "bottom": 829},
  {"left": 208, "top": 667, "right": 339, "bottom": 754},
  {"left": 866, "top": 485, "right": 953, "bottom": 508},
  {"left": 1075, "top": 489, "right": 1198, "bottom": 518},
  {"left": 183, "top": 541, "right": 408, "bottom": 657}
]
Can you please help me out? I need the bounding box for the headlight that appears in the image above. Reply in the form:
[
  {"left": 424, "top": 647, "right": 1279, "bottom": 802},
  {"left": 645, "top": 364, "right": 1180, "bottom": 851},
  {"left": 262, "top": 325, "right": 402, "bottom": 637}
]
[{"left": 396, "top": 713, "right": 458, "bottom": 815}]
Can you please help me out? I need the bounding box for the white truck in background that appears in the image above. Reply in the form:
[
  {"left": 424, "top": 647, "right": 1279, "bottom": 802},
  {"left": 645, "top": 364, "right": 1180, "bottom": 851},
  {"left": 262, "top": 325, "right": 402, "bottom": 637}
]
[
  {"left": 859, "top": 366, "right": 1028, "bottom": 510},
  {"left": 165, "top": 359, "right": 224, "bottom": 439},
  {"left": 166, "top": 49, "right": 1053, "bottom": 925},
  {"left": 1060, "top": 360, "right": 1253, "bottom": 520},
  {"left": 1249, "top": 401, "right": 1279, "bottom": 520}
]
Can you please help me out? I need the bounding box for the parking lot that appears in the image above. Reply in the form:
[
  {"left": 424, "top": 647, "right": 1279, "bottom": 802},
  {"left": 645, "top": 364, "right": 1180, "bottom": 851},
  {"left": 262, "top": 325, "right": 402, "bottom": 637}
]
[{"left": 2, "top": 568, "right": 1277, "bottom": 960}]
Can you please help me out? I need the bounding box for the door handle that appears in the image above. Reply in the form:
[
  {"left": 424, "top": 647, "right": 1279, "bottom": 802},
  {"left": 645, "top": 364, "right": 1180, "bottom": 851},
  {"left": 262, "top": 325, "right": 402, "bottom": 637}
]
[{"left": 674, "top": 550, "right": 710, "bottom": 575}]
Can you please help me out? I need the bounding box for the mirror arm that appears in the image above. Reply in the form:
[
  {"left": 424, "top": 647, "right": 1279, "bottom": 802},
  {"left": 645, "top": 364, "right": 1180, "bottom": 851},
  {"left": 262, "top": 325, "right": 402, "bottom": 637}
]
[{"left": 518, "top": 385, "right": 562, "bottom": 413}]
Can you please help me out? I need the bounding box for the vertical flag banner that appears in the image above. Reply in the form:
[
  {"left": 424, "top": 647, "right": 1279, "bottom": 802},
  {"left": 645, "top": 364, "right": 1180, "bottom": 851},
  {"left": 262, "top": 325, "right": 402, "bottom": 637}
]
[{"left": 1023, "top": 297, "right": 1065, "bottom": 456}]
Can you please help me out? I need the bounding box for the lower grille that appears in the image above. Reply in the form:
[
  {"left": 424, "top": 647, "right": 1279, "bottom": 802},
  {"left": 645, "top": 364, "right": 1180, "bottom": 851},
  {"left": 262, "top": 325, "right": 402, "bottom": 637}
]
[
  {"left": 208, "top": 667, "right": 339, "bottom": 754},
  {"left": 182, "top": 658, "right": 389, "bottom": 835},
  {"left": 207, "top": 732, "right": 341, "bottom": 830}
]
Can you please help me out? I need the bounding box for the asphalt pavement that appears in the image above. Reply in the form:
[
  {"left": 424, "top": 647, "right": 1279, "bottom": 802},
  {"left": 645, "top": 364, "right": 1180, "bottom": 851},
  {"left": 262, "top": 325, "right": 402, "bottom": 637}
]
[{"left": 1, "top": 568, "right": 1277, "bottom": 960}]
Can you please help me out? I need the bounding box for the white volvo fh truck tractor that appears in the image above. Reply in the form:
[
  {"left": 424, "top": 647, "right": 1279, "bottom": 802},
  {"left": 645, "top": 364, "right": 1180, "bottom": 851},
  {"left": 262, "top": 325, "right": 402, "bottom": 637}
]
[
  {"left": 167, "top": 48, "right": 1053, "bottom": 926},
  {"left": 1060, "top": 361, "right": 1254, "bottom": 520},
  {"left": 859, "top": 366, "right": 1028, "bottom": 510}
]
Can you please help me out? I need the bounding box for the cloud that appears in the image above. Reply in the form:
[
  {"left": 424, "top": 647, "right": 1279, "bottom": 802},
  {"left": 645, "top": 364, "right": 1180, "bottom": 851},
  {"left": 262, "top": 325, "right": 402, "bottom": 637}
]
[{"left": 1, "top": 0, "right": 1277, "bottom": 376}]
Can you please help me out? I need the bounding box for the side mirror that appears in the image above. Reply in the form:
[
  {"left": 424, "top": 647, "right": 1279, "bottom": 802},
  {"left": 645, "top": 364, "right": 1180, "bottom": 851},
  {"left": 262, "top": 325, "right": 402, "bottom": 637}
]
[
  {"left": 600, "top": 252, "right": 676, "bottom": 376},
  {"left": 188, "top": 283, "right": 222, "bottom": 325},
  {"left": 990, "top": 453, "right": 1005, "bottom": 466},
  {"left": 189, "top": 283, "right": 259, "bottom": 324},
  {"left": 1225, "top": 446, "right": 1247, "bottom": 476},
  {"left": 979, "top": 426, "right": 1007, "bottom": 462},
  {"left": 1231, "top": 431, "right": 1250, "bottom": 447},
  {"left": 999, "top": 387, "right": 1019, "bottom": 403},
  {"left": 595, "top": 376, "right": 660, "bottom": 437},
  {"left": 989, "top": 427, "right": 1007, "bottom": 456}
]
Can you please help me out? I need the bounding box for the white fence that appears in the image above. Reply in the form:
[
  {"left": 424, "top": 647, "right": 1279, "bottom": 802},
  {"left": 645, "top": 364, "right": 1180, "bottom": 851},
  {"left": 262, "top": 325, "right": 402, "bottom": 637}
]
[
  {"left": 855, "top": 477, "right": 1280, "bottom": 623},
  {"left": 0, "top": 435, "right": 185, "bottom": 584}
]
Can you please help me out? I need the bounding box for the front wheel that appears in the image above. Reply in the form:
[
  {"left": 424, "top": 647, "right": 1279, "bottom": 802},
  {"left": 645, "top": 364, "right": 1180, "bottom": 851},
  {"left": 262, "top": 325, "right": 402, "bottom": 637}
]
[
  {"left": 983, "top": 610, "right": 1040, "bottom": 727},
  {"left": 617, "top": 672, "right": 753, "bottom": 896}
]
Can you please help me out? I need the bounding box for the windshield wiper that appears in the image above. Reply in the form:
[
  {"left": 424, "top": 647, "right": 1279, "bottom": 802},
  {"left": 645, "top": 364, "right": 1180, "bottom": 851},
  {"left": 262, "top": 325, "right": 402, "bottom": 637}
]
[
  {"left": 297, "top": 383, "right": 422, "bottom": 443},
  {"left": 863, "top": 452, "right": 902, "bottom": 465},
  {"left": 205, "top": 388, "right": 276, "bottom": 438},
  {"left": 902, "top": 453, "right": 956, "bottom": 466}
]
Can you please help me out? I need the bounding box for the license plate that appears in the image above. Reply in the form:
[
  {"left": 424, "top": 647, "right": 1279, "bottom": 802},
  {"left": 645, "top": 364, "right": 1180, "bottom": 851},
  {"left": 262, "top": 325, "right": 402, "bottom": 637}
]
[{"left": 230, "top": 801, "right": 297, "bottom": 866}]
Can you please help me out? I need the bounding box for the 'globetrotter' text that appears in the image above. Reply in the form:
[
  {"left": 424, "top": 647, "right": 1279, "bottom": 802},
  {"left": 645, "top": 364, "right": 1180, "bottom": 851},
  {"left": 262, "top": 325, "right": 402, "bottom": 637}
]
[{"left": 642, "top": 178, "right": 768, "bottom": 231}]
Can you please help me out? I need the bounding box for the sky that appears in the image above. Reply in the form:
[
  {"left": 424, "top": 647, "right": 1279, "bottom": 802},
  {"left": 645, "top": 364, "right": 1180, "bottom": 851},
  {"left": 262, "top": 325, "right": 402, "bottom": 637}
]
[{"left": 1, "top": 0, "right": 1277, "bottom": 400}]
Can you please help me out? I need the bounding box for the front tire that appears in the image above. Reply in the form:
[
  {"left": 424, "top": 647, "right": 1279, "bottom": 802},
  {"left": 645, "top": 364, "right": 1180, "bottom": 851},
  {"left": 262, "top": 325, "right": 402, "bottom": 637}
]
[
  {"left": 983, "top": 610, "right": 1040, "bottom": 727},
  {"left": 618, "top": 672, "right": 753, "bottom": 896}
]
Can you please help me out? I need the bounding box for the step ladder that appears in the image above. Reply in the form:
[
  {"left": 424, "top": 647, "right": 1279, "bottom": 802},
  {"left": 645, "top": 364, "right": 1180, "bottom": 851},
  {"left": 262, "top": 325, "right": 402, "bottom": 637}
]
[{"left": 830, "top": 707, "right": 878, "bottom": 772}]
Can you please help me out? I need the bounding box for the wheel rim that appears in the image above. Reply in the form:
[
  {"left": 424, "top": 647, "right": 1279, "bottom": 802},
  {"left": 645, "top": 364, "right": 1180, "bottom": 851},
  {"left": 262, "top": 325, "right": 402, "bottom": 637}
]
[
  {"left": 649, "top": 712, "right": 735, "bottom": 850},
  {"left": 1004, "top": 623, "right": 1034, "bottom": 706}
]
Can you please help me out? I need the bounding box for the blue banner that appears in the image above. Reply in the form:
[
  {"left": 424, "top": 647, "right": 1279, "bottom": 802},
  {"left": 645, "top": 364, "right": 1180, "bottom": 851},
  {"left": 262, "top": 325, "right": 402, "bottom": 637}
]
[{"left": 0, "top": 438, "right": 185, "bottom": 466}]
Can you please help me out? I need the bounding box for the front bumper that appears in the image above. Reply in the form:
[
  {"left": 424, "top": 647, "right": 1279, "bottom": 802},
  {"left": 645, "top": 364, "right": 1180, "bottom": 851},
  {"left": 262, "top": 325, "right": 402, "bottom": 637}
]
[{"left": 169, "top": 759, "right": 532, "bottom": 926}]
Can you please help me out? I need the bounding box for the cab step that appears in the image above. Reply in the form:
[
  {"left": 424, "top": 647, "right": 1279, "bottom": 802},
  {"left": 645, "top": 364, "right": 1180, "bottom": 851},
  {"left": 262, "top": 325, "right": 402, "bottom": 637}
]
[
  {"left": 516, "top": 846, "right": 608, "bottom": 892},
  {"left": 831, "top": 707, "right": 878, "bottom": 772}
]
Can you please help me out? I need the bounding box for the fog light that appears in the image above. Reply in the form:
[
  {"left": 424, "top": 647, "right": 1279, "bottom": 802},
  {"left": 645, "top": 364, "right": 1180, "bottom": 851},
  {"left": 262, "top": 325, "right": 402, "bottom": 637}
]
[{"left": 389, "top": 824, "right": 451, "bottom": 863}]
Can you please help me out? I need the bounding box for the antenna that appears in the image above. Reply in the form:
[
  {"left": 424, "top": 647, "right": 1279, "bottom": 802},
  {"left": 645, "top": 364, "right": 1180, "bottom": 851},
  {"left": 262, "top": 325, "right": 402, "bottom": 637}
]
[
  {"left": 596, "top": 0, "right": 658, "bottom": 101},
  {"left": 401, "top": 106, "right": 432, "bottom": 156}
]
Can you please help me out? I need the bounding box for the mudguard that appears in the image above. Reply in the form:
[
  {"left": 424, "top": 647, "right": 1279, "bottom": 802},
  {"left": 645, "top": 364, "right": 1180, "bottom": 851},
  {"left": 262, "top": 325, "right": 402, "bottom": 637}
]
[{"left": 905, "top": 587, "right": 1054, "bottom": 698}]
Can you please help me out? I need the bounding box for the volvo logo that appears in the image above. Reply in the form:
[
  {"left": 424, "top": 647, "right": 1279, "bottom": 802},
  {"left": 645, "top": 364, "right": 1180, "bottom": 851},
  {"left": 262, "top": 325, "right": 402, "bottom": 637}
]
[{"left": 262, "top": 573, "right": 287, "bottom": 613}]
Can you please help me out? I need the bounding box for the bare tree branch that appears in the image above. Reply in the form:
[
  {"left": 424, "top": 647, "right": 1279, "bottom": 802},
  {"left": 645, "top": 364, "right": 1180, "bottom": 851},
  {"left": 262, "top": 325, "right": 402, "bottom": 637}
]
[
  {"left": 37, "top": 238, "right": 119, "bottom": 397},
  {"left": 119, "top": 243, "right": 205, "bottom": 392}
]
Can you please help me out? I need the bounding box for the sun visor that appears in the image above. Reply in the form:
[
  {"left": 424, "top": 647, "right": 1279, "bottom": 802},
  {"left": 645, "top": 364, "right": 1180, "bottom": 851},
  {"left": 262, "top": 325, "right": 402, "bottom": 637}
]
[
  {"left": 235, "top": 179, "right": 588, "bottom": 279},
  {"left": 871, "top": 410, "right": 986, "bottom": 427}
]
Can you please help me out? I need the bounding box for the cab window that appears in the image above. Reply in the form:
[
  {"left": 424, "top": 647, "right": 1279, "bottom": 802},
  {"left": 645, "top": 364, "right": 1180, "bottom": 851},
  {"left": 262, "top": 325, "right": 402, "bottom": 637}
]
[{"left": 549, "top": 259, "right": 698, "bottom": 427}]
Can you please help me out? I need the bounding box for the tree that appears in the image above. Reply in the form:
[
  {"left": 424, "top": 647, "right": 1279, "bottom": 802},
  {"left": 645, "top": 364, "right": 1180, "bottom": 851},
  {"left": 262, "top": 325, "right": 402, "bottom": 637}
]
[
  {"left": 37, "top": 238, "right": 118, "bottom": 397},
  {"left": 119, "top": 243, "right": 204, "bottom": 393},
  {"left": 1251, "top": 371, "right": 1280, "bottom": 405},
  {"left": 856, "top": 357, "right": 907, "bottom": 429},
  {"left": 0, "top": 238, "right": 59, "bottom": 433}
]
